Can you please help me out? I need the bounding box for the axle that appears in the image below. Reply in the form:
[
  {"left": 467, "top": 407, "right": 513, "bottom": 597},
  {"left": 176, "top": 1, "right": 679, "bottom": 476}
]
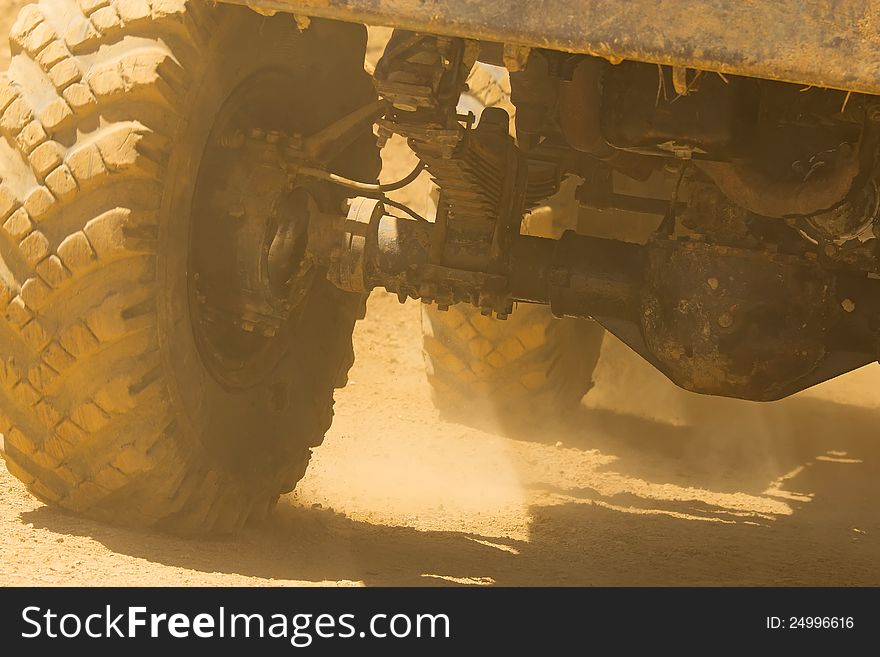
[{"left": 306, "top": 196, "right": 880, "bottom": 401}]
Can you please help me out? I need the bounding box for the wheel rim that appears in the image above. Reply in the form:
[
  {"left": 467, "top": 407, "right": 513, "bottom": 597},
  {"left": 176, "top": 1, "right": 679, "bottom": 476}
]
[{"left": 187, "top": 72, "right": 324, "bottom": 389}]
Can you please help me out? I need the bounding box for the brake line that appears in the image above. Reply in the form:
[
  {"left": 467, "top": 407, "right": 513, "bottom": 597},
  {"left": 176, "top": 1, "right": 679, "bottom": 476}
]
[
  {"left": 296, "top": 160, "right": 427, "bottom": 193},
  {"left": 381, "top": 197, "right": 429, "bottom": 224}
]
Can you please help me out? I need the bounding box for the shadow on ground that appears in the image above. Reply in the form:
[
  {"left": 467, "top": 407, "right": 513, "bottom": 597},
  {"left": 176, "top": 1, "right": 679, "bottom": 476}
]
[{"left": 21, "top": 394, "right": 880, "bottom": 586}]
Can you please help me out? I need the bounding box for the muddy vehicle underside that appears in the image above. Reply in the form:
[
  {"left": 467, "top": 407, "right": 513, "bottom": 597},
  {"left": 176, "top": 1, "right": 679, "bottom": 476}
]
[
  {"left": 229, "top": 0, "right": 880, "bottom": 402},
  {"left": 3, "top": 0, "right": 880, "bottom": 532}
]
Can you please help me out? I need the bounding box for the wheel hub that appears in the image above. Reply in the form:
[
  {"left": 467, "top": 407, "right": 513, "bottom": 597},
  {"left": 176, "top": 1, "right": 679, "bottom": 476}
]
[{"left": 188, "top": 88, "right": 323, "bottom": 387}]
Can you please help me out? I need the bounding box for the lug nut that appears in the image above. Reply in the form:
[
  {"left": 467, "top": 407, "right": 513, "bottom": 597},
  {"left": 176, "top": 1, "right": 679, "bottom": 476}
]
[
  {"left": 718, "top": 313, "right": 734, "bottom": 328},
  {"left": 217, "top": 130, "right": 245, "bottom": 149},
  {"left": 841, "top": 298, "right": 856, "bottom": 313},
  {"left": 707, "top": 277, "right": 719, "bottom": 290}
]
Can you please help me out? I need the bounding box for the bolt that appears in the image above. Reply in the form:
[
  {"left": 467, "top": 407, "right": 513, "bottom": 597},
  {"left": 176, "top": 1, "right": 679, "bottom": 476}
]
[
  {"left": 841, "top": 298, "right": 856, "bottom": 313},
  {"left": 287, "top": 133, "right": 304, "bottom": 150},
  {"left": 671, "top": 143, "right": 694, "bottom": 159},
  {"left": 218, "top": 130, "right": 245, "bottom": 149},
  {"left": 707, "top": 277, "right": 719, "bottom": 290},
  {"left": 868, "top": 106, "right": 880, "bottom": 122},
  {"left": 376, "top": 126, "right": 393, "bottom": 149},
  {"left": 718, "top": 313, "right": 734, "bottom": 328}
]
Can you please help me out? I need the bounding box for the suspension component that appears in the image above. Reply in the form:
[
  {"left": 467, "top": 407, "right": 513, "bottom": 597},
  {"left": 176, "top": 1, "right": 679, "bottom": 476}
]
[
  {"left": 374, "top": 32, "right": 563, "bottom": 316},
  {"left": 307, "top": 195, "right": 880, "bottom": 401},
  {"left": 225, "top": 35, "right": 880, "bottom": 403}
]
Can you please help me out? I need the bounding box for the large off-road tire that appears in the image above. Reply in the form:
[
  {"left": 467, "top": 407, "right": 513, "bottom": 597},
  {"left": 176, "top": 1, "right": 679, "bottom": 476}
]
[
  {"left": 422, "top": 305, "right": 606, "bottom": 422},
  {"left": 0, "top": 1, "right": 378, "bottom": 532},
  {"left": 421, "top": 64, "right": 605, "bottom": 423}
]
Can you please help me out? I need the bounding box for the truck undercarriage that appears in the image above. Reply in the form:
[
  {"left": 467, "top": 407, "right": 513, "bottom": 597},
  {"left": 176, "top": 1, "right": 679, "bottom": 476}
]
[
  {"left": 216, "top": 3, "right": 880, "bottom": 401},
  {"left": 2, "top": 0, "right": 879, "bottom": 531}
]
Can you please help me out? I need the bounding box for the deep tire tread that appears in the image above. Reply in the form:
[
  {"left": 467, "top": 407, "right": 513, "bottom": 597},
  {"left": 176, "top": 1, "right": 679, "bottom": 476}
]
[
  {"left": 0, "top": 0, "right": 370, "bottom": 533},
  {"left": 422, "top": 303, "right": 604, "bottom": 422}
]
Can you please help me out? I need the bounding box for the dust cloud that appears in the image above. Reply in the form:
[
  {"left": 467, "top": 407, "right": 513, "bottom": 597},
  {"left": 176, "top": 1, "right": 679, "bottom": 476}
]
[{"left": 0, "top": 4, "right": 877, "bottom": 587}]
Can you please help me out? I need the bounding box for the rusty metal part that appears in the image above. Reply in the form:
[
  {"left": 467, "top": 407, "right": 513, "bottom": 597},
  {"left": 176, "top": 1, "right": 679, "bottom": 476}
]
[
  {"left": 539, "top": 237, "right": 879, "bottom": 400},
  {"left": 312, "top": 197, "right": 880, "bottom": 400},
  {"left": 197, "top": 133, "right": 302, "bottom": 338},
  {"left": 298, "top": 99, "right": 386, "bottom": 164},
  {"left": 641, "top": 240, "right": 835, "bottom": 400},
  {"left": 556, "top": 58, "right": 715, "bottom": 177},
  {"left": 329, "top": 196, "right": 383, "bottom": 292},
  {"left": 509, "top": 50, "right": 558, "bottom": 143},
  {"left": 803, "top": 180, "right": 880, "bottom": 246},
  {"left": 599, "top": 61, "right": 757, "bottom": 159},
  {"left": 323, "top": 198, "right": 431, "bottom": 294},
  {"left": 373, "top": 31, "right": 477, "bottom": 115},
  {"left": 375, "top": 34, "right": 562, "bottom": 314},
  {"left": 575, "top": 161, "right": 683, "bottom": 217},
  {"left": 696, "top": 142, "right": 865, "bottom": 218},
  {"left": 509, "top": 231, "right": 645, "bottom": 322},
  {"left": 406, "top": 111, "right": 559, "bottom": 311},
  {"left": 557, "top": 57, "right": 614, "bottom": 158},
  {"left": 679, "top": 182, "right": 758, "bottom": 248},
  {"left": 580, "top": 191, "right": 681, "bottom": 217},
  {"left": 223, "top": 0, "right": 880, "bottom": 95}
]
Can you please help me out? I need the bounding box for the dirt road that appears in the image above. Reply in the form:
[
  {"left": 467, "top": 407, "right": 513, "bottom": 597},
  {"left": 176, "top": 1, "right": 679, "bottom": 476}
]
[{"left": 1, "top": 2, "right": 878, "bottom": 586}]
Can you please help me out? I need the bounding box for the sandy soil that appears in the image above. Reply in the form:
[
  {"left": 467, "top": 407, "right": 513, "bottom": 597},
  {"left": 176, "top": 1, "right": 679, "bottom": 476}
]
[{"left": 1, "top": 2, "right": 878, "bottom": 586}]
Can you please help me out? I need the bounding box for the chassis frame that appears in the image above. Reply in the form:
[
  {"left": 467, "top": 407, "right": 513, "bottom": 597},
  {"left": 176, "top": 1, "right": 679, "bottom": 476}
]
[
  {"left": 225, "top": 0, "right": 880, "bottom": 94},
  {"left": 211, "top": 1, "right": 880, "bottom": 401}
]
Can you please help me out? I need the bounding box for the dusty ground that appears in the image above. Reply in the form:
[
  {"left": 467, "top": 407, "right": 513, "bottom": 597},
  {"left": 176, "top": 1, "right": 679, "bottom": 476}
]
[{"left": 1, "top": 3, "right": 879, "bottom": 586}]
